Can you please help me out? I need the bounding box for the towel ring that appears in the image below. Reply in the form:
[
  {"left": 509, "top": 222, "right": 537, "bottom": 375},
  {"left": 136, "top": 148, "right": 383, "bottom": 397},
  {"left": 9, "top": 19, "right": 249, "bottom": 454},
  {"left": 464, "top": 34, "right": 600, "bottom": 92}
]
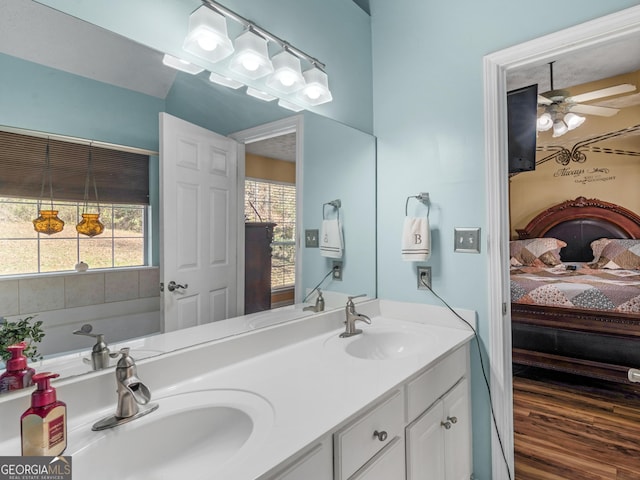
[
  {"left": 323, "top": 199, "right": 341, "bottom": 221},
  {"left": 405, "top": 193, "right": 430, "bottom": 217}
]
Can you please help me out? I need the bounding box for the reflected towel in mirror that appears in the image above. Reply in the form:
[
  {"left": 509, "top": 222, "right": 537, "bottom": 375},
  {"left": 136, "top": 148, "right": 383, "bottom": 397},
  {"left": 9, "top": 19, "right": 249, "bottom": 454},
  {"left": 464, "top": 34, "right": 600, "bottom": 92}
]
[{"left": 320, "top": 219, "right": 343, "bottom": 258}]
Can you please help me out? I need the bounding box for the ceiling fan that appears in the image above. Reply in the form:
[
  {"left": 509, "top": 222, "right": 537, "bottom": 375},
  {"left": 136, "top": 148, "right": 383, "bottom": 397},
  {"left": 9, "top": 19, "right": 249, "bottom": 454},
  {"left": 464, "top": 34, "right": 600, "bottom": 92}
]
[{"left": 537, "top": 61, "right": 636, "bottom": 137}]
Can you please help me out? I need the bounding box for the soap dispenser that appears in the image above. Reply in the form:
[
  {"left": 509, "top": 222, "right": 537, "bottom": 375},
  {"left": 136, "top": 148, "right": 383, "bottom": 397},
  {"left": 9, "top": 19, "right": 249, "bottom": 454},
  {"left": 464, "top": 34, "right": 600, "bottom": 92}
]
[
  {"left": 0, "top": 342, "right": 36, "bottom": 393},
  {"left": 21, "top": 372, "right": 67, "bottom": 456}
]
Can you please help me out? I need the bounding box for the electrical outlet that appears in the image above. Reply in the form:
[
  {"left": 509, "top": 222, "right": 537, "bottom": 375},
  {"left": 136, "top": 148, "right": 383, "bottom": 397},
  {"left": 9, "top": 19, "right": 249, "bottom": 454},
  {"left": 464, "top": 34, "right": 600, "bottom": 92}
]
[
  {"left": 332, "top": 261, "right": 343, "bottom": 281},
  {"left": 454, "top": 227, "right": 481, "bottom": 253},
  {"left": 305, "top": 229, "right": 319, "bottom": 248},
  {"left": 417, "top": 266, "right": 431, "bottom": 290}
]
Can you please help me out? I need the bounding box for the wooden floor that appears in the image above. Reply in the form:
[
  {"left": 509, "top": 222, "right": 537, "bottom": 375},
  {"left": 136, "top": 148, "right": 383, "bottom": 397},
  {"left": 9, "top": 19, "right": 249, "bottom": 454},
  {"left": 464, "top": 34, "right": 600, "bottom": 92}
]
[{"left": 513, "top": 368, "right": 640, "bottom": 480}]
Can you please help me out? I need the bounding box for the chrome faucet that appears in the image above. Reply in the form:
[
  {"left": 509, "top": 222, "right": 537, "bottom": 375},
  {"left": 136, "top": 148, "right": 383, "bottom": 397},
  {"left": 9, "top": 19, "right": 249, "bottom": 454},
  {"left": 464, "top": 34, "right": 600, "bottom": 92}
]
[
  {"left": 340, "top": 294, "right": 370, "bottom": 338},
  {"left": 73, "top": 324, "right": 111, "bottom": 370},
  {"left": 303, "top": 289, "right": 325, "bottom": 312},
  {"left": 92, "top": 348, "right": 158, "bottom": 431}
]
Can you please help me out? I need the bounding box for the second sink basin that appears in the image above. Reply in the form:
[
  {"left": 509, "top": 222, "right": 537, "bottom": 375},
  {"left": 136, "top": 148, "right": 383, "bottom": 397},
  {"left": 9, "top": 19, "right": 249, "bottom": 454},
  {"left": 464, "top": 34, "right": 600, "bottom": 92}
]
[
  {"left": 324, "top": 319, "right": 438, "bottom": 360},
  {"left": 68, "top": 389, "right": 274, "bottom": 480}
]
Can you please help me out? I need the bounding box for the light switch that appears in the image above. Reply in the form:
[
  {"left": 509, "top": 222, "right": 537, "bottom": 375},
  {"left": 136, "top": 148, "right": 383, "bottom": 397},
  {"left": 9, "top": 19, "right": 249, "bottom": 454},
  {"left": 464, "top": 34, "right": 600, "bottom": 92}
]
[
  {"left": 305, "top": 229, "right": 319, "bottom": 248},
  {"left": 454, "top": 227, "right": 481, "bottom": 253}
]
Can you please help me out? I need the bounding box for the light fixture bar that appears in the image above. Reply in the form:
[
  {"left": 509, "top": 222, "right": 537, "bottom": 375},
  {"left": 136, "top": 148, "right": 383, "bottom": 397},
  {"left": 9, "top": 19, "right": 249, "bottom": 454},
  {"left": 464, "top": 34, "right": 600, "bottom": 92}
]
[{"left": 201, "top": 0, "right": 326, "bottom": 71}]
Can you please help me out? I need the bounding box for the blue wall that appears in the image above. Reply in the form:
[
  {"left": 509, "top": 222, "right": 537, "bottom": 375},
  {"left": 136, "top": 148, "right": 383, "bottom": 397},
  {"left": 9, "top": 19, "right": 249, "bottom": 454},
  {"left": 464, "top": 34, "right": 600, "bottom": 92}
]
[{"left": 370, "top": 1, "right": 640, "bottom": 478}]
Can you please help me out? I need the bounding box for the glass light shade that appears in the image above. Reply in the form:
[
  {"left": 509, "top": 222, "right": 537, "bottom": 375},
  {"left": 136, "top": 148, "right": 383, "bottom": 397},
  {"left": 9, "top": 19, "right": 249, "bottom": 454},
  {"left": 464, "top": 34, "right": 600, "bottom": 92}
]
[
  {"left": 297, "top": 67, "right": 333, "bottom": 106},
  {"left": 183, "top": 6, "right": 234, "bottom": 63},
  {"left": 209, "top": 72, "right": 244, "bottom": 89},
  {"left": 552, "top": 119, "right": 568, "bottom": 138},
  {"left": 266, "top": 51, "right": 305, "bottom": 94},
  {"left": 33, "top": 210, "right": 64, "bottom": 235},
  {"left": 564, "top": 112, "right": 586, "bottom": 130},
  {"left": 229, "top": 31, "right": 274, "bottom": 79},
  {"left": 162, "top": 54, "right": 204, "bottom": 75},
  {"left": 246, "top": 87, "right": 276, "bottom": 102},
  {"left": 536, "top": 112, "right": 553, "bottom": 131},
  {"left": 278, "top": 99, "right": 304, "bottom": 112},
  {"left": 76, "top": 213, "right": 105, "bottom": 237}
]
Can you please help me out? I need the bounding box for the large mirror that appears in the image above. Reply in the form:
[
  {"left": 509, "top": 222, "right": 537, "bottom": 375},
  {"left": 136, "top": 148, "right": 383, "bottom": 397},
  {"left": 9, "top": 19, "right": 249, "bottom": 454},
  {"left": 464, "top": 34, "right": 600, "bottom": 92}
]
[{"left": 0, "top": 0, "right": 376, "bottom": 387}]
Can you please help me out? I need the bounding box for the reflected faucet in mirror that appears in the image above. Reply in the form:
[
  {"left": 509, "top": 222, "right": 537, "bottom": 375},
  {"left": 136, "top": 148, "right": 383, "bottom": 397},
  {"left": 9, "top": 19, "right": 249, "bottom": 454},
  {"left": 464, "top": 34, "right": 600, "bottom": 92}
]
[
  {"left": 72, "top": 324, "right": 111, "bottom": 370},
  {"left": 303, "top": 289, "right": 325, "bottom": 313}
]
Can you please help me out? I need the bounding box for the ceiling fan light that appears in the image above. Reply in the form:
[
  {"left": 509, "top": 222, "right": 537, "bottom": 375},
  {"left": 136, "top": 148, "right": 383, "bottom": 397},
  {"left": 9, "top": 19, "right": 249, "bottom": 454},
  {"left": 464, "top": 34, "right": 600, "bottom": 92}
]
[
  {"left": 266, "top": 51, "right": 305, "bottom": 94},
  {"left": 297, "top": 67, "right": 333, "bottom": 106},
  {"left": 564, "top": 112, "right": 585, "bottom": 130},
  {"left": 229, "top": 30, "right": 274, "bottom": 79},
  {"left": 552, "top": 119, "right": 568, "bottom": 138},
  {"left": 183, "top": 6, "right": 234, "bottom": 63},
  {"left": 162, "top": 54, "right": 204, "bottom": 75},
  {"left": 536, "top": 113, "right": 553, "bottom": 131}
]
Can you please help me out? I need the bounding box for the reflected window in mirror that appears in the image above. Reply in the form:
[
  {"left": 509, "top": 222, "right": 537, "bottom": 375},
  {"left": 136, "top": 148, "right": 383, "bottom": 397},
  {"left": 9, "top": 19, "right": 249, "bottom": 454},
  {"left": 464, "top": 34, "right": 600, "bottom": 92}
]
[{"left": 244, "top": 179, "right": 296, "bottom": 291}]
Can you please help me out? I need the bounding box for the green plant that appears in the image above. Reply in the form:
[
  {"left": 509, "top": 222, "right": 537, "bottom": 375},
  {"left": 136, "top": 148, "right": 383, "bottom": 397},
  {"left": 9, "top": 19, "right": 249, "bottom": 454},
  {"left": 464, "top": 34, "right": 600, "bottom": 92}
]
[{"left": 0, "top": 316, "right": 45, "bottom": 363}]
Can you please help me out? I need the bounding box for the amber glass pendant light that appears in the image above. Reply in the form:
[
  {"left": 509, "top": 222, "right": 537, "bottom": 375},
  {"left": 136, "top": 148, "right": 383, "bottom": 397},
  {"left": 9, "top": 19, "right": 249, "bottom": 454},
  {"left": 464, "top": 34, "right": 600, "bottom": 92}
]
[
  {"left": 32, "top": 140, "right": 64, "bottom": 235},
  {"left": 76, "top": 144, "right": 104, "bottom": 237}
]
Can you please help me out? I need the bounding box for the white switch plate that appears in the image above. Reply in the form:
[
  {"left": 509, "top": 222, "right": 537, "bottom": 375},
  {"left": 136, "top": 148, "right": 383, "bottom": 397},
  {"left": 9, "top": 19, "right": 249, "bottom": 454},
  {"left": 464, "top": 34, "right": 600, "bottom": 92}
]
[{"left": 454, "top": 227, "right": 481, "bottom": 253}]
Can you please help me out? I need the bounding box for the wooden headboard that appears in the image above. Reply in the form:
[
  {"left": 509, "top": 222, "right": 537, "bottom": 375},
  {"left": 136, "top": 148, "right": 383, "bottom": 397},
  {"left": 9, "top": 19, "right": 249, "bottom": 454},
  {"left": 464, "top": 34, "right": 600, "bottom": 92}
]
[{"left": 516, "top": 197, "right": 640, "bottom": 262}]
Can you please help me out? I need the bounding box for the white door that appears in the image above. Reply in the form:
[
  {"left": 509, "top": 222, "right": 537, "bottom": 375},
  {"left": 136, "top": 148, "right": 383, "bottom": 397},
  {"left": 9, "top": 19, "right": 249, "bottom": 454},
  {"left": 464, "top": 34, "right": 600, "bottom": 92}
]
[{"left": 160, "top": 113, "right": 238, "bottom": 332}]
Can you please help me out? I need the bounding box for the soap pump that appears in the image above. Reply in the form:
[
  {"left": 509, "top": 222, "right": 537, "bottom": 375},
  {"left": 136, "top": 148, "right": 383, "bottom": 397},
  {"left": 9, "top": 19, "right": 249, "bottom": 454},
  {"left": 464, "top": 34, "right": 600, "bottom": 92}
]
[
  {"left": 0, "top": 342, "right": 36, "bottom": 393},
  {"left": 21, "top": 372, "right": 67, "bottom": 456}
]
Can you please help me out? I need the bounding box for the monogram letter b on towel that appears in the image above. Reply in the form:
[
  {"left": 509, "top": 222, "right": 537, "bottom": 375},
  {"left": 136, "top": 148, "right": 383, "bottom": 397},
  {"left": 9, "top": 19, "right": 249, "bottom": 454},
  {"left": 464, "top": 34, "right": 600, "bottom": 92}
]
[{"left": 402, "top": 217, "right": 431, "bottom": 261}]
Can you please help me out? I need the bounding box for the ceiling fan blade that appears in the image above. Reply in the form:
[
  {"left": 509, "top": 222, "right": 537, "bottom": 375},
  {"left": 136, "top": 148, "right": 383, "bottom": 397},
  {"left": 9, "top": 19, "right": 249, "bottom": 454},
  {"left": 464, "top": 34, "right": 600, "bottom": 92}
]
[
  {"left": 537, "top": 95, "right": 552, "bottom": 105},
  {"left": 569, "top": 103, "right": 620, "bottom": 117},
  {"left": 566, "top": 84, "right": 636, "bottom": 103}
]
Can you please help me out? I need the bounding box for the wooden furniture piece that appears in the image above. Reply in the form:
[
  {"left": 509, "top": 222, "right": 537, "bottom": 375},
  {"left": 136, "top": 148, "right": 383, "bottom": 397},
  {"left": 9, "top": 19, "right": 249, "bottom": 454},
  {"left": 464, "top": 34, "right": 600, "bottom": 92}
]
[
  {"left": 511, "top": 197, "right": 640, "bottom": 384},
  {"left": 245, "top": 222, "right": 276, "bottom": 314}
]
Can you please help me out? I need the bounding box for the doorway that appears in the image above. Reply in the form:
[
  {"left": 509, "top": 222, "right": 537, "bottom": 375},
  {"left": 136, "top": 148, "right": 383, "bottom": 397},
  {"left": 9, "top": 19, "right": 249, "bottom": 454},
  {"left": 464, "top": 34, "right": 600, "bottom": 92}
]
[{"left": 484, "top": 6, "right": 640, "bottom": 478}]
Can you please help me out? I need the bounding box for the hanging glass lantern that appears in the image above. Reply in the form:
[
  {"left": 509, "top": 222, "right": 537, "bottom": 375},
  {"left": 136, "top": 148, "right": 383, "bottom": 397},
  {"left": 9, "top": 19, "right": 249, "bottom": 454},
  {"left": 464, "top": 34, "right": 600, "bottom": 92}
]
[
  {"left": 76, "top": 144, "right": 104, "bottom": 237},
  {"left": 33, "top": 140, "right": 65, "bottom": 235}
]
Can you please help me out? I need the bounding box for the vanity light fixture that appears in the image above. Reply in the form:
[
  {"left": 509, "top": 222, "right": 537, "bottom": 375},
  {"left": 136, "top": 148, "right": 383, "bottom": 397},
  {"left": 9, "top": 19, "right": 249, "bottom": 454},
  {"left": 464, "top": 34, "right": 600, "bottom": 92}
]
[
  {"left": 162, "top": 54, "right": 204, "bottom": 75},
  {"left": 266, "top": 50, "right": 306, "bottom": 94},
  {"left": 246, "top": 87, "right": 277, "bottom": 102},
  {"left": 209, "top": 72, "right": 244, "bottom": 89},
  {"left": 183, "top": 5, "right": 234, "bottom": 63},
  {"left": 278, "top": 99, "right": 304, "bottom": 112},
  {"left": 298, "top": 65, "right": 333, "bottom": 106},
  {"left": 229, "top": 29, "right": 274, "bottom": 79},
  {"left": 178, "top": 0, "right": 332, "bottom": 110}
]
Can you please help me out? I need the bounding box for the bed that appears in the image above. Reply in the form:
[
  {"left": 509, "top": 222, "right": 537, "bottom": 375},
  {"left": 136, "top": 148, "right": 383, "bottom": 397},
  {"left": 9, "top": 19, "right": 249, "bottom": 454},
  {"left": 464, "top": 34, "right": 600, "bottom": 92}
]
[{"left": 510, "top": 196, "right": 640, "bottom": 384}]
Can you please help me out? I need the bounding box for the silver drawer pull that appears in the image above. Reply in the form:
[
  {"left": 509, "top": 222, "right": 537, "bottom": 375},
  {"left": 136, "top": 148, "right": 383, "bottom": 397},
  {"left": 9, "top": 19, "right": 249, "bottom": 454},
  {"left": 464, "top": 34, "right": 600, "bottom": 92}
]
[
  {"left": 447, "top": 416, "right": 458, "bottom": 424},
  {"left": 373, "top": 430, "right": 388, "bottom": 442},
  {"left": 441, "top": 421, "right": 452, "bottom": 430}
]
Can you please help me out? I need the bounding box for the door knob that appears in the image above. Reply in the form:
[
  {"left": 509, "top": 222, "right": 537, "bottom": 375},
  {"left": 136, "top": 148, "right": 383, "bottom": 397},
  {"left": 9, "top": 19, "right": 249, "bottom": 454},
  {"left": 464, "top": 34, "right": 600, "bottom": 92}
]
[{"left": 167, "top": 281, "right": 188, "bottom": 292}]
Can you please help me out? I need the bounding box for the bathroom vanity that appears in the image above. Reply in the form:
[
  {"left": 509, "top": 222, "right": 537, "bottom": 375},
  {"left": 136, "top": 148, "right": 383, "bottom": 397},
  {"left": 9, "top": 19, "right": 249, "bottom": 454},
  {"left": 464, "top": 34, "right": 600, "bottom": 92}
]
[{"left": 0, "top": 300, "right": 474, "bottom": 479}]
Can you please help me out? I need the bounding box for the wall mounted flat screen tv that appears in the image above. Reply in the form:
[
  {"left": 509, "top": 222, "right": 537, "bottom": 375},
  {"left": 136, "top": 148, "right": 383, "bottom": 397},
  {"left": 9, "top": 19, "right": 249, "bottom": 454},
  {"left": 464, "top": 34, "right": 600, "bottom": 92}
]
[{"left": 507, "top": 84, "right": 538, "bottom": 173}]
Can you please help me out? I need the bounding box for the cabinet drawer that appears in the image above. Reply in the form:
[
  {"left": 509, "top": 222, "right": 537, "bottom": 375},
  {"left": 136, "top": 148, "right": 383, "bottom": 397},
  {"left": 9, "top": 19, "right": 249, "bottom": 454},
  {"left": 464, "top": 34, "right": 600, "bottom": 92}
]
[
  {"left": 334, "top": 389, "right": 404, "bottom": 480},
  {"left": 406, "top": 345, "right": 467, "bottom": 423},
  {"left": 265, "top": 438, "right": 332, "bottom": 480},
  {"left": 350, "top": 436, "right": 405, "bottom": 480}
]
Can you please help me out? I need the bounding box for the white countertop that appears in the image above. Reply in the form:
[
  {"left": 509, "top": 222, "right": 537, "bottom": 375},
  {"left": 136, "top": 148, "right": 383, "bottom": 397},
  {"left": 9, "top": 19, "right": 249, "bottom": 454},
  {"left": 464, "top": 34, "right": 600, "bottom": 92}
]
[{"left": 0, "top": 299, "right": 475, "bottom": 479}]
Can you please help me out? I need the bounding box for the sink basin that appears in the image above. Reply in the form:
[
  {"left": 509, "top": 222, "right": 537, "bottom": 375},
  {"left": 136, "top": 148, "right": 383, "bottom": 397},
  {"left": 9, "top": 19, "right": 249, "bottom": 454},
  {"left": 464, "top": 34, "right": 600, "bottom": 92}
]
[
  {"left": 325, "top": 321, "right": 437, "bottom": 360},
  {"left": 69, "top": 389, "right": 274, "bottom": 480}
]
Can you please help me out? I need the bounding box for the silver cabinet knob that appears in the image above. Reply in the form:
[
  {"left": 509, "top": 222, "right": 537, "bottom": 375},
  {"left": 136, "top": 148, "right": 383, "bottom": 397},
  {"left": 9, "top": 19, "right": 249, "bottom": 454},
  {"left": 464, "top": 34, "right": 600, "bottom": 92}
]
[
  {"left": 441, "top": 421, "right": 452, "bottom": 430},
  {"left": 373, "top": 430, "right": 388, "bottom": 442},
  {"left": 447, "top": 416, "right": 458, "bottom": 424},
  {"left": 167, "top": 281, "right": 188, "bottom": 292}
]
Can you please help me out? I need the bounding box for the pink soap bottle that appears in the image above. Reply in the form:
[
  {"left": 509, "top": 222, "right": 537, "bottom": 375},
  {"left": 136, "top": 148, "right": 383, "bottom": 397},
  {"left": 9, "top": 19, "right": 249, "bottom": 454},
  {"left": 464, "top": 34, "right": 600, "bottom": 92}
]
[
  {"left": 0, "top": 342, "right": 36, "bottom": 393},
  {"left": 21, "top": 372, "right": 67, "bottom": 456}
]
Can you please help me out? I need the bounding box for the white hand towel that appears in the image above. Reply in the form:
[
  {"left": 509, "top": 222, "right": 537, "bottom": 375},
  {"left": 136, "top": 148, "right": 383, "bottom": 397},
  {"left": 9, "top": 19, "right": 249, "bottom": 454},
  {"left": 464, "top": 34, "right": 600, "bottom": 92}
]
[
  {"left": 320, "top": 219, "right": 344, "bottom": 258},
  {"left": 402, "top": 217, "right": 431, "bottom": 261}
]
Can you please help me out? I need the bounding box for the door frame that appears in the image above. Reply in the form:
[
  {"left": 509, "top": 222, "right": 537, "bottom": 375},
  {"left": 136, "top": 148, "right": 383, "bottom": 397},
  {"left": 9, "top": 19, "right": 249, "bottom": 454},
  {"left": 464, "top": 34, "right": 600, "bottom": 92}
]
[
  {"left": 230, "top": 114, "right": 304, "bottom": 312},
  {"left": 484, "top": 5, "right": 640, "bottom": 478}
]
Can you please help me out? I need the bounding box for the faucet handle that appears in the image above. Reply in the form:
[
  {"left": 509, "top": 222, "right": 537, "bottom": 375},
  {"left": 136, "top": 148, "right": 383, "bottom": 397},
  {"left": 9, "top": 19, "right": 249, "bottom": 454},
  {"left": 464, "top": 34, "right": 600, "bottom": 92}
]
[
  {"left": 347, "top": 293, "right": 367, "bottom": 303},
  {"left": 73, "top": 323, "right": 101, "bottom": 338}
]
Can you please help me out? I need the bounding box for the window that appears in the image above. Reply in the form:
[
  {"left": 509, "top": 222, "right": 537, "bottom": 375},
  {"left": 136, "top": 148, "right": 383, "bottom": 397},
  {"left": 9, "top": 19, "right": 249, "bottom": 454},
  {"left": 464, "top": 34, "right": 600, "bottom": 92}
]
[
  {"left": 0, "top": 130, "right": 150, "bottom": 276},
  {"left": 0, "top": 198, "right": 146, "bottom": 276},
  {"left": 244, "top": 179, "right": 296, "bottom": 289}
]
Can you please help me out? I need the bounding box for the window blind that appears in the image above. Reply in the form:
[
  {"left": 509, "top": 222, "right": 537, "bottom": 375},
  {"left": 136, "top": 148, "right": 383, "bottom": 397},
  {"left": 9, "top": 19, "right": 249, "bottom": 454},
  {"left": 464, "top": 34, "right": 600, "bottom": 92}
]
[{"left": 0, "top": 131, "right": 150, "bottom": 205}]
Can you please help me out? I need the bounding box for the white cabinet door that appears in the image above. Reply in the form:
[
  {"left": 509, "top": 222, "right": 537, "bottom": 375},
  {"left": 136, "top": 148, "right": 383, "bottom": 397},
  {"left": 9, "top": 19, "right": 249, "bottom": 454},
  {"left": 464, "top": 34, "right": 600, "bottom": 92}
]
[
  {"left": 351, "top": 436, "right": 405, "bottom": 480},
  {"left": 406, "top": 400, "right": 446, "bottom": 480},
  {"left": 406, "top": 377, "right": 471, "bottom": 480},
  {"left": 444, "top": 378, "right": 471, "bottom": 480}
]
